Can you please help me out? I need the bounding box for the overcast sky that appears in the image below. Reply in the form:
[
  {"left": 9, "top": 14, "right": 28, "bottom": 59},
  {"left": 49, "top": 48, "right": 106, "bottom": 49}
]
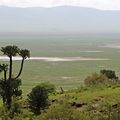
[{"left": 0, "top": 0, "right": 120, "bottom": 10}]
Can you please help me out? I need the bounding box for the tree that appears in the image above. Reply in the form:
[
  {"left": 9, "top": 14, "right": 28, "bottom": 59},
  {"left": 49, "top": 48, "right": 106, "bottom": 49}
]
[
  {"left": 1, "top": 45, "right": 20, "bottom": 79},
  {"left": 0, "top": 45, "right": 30, "bottom": 109},
  {"left": 0, "top": 64, "right": 8, "bottom": 103},
  {"left": 14, "top": 49, "right": 30, "bottom": 79},
  {"left": 27, "top": 85, "right": 49, "bottom": 115},
  {"left": 100, "top": 69, "right": 118, "bottom": 80}
]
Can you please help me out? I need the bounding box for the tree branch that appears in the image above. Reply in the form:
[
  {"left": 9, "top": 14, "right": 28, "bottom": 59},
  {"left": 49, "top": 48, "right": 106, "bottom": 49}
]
[
  {"left": 9, "top": 56, "right": 12, "bottom": 79},
  {"left": 14, "top": 58, "right": 24, "bottom": 79}
]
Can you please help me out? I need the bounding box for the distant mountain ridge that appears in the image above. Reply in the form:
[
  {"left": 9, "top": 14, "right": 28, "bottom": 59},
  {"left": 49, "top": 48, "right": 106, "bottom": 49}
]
[{"left": 0, "top": 6, "right": 120, "bottom": 33}]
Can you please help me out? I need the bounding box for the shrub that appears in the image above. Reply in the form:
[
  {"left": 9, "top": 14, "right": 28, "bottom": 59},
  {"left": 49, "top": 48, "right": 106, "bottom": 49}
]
[
  {"left": 0, "top": 99, "right": 22, "bottom": 120},
  {"left": 35, "top": 104, "right": 103, "bottom": 120},
  {"left": 84, "top": 73, "right": 108, "bottom": 86},
  {"left": 100, "top": 69, "right": 118, "bottom": 80},
  {"left": 35, "top": 104, "right": 81, "bottom": 120},
  {"left": 27, "top": 85, "right": 49, "bottom": 115},
  {"left": 39, "top": 82, "right": 56, "bottom": 94}
]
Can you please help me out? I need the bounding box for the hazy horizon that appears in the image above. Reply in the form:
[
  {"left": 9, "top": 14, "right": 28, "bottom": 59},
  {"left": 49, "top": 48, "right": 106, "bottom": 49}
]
[
  {"left": 0, "top": 0, "right": 120, "bottom": 10},
  {"left": 0, "top": 6, "right": 120, "bottom": 34}
]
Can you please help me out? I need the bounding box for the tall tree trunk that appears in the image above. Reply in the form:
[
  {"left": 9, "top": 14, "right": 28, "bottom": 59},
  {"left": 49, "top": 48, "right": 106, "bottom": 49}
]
[
  {"left": 4, "top": 70, "right": 7, "bottom": 81},
  {"left": 14, "top": 58, "right": 24, "bottom": 79},
  {"left": 7, "top": 56, "right": 12, "bottom": 109},
  {"left": 3, "top": 70, "right": 7, "bottom": 103},
  {"left": 7, "top": 93, "right": 12, "bottom": 109},
  {"left": 6, "top": 79, "right": 12, "bottom": 110},
  {"left": 9, "top": 56, "right": 12, "bottom": 79}
]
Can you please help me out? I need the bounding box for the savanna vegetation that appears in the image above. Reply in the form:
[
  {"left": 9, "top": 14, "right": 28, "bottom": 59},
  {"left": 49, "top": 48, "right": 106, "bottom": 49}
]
[
  {"left": 0, "top": 45, "right": 120, "bottom": 120},
  {"left": 1, "top": 35, "right": 120, "bottom": 95}
]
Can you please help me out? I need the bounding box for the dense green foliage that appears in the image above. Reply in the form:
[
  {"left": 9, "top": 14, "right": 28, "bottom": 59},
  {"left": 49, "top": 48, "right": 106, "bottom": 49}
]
[
  {"left": 27, "top": 82, "right": 55, "bottom": 115},
  {"left": 100, "top": 69, "right": 118, "bottom": 80},
  {"left": 39, "top": 82, "right": 56, "bottom": 94},
  {"left": 27, "top": 85, "right": 49, "bottom": 115}
]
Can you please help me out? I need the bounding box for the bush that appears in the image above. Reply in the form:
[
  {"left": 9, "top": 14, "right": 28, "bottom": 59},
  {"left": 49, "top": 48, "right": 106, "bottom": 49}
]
[
  {"left": 35, "top": 104, "right": 83, "bottom": 120},
  {"left": 27, "top": 85, "right": 49, "bottom": 115},
  {"left": 39, "top": 82, "right": 56, "bottom": 94},
  {"left": 0, "top": 99, "right": 22, "bottom": 120},
  {"left": 100, "top": 69, "right": 118, "bottom": 80},
  {"left": 84, "top": 73, "right": 108, "bottom": 86},
  {"left": 35, "top": 104, "right": 105, "bottom": 120}
]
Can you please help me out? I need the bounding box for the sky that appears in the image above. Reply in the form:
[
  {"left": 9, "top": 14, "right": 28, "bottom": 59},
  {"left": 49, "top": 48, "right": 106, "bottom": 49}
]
[{"left": 0, "top": 0, "right": 120, "bottom": 10}]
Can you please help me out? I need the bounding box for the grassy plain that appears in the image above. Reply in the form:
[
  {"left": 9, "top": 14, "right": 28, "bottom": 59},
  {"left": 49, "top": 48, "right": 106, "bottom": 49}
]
[{"left": 0, "top": 34, "right": 120, "bottom": 96}]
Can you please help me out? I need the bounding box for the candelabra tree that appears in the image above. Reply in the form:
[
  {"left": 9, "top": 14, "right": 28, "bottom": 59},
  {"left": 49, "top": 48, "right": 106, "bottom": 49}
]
[{"left": 0, "top": 45, "right": 30, "bottom": 109}]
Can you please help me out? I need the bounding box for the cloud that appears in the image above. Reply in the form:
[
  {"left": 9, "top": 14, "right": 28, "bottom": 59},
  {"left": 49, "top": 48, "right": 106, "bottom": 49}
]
[{"left": 0, "top": 0, "right": 120, "bottom": 10}]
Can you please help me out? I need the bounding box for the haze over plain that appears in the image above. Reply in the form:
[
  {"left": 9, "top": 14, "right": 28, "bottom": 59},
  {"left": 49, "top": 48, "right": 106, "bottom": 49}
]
[{"left": 0, "top": 6, "right": 120, "bottom": 34}]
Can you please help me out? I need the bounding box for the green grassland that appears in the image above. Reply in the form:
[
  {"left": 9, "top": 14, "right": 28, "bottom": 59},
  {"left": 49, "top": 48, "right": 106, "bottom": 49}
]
[
  {"left": 43, "top": 85, "right": 120, "bottom": 120},
  {"left": 0, "top": 34, "right": 120, "bottom": 96}
]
